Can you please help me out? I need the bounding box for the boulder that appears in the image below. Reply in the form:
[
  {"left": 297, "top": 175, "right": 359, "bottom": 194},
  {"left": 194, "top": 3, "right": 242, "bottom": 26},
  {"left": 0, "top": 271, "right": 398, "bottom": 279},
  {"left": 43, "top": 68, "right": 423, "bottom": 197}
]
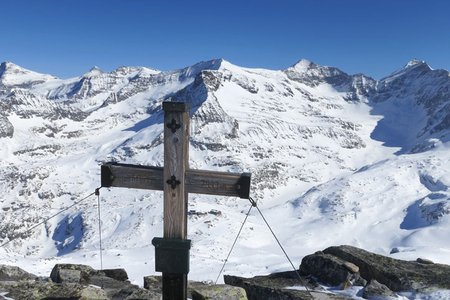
[
  {"left": 191, "top": 284, "right": 247, "bottom": 300},
  {"left": 143, "top": 275, "right": 161, "bottom": 292},
  {"left": 124, "top": 288, "right": 162, "bottom": 300},
  {"left": 144, "top": 275, "right": 249, "bottom": 299},
  {"left": 102, "top": 268, "right": 129, "bottom": 281},
  {"left": 56, "top": 269, "right": 82, "bottom": 284},
  {"left": 49, "top": 264, "right": 149, "bottom": 299},
  {"left": 0, "top": 280, "right": 108, "bottom": 299},
  {"left": 50, "top": 264, "right": 97, "bottom": 284},
  {"left": 0, "top": 265, "right": 37, "bottom": 281},
  {"left": 323, "top": 245, "right": 450, "bottom": 291},
  {"left": 362, "top": 279, "right": 397, "bottom": 299},
  {"left": 224, "top": 274, "right": 351, "bottom": 300},
  {"left": 300, "top": 252, "right": 364, "bottom": 287},
  {"left": 416, "top": 258, "right": 434, "bottom": 265}
]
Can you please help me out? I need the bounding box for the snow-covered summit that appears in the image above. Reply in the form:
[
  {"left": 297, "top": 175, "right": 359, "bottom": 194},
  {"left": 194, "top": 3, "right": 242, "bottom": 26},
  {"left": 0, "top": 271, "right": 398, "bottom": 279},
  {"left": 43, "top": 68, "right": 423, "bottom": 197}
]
[
  {"left": 404, "top": 59, "right": 429, "bottom": 69},
  {"left": 0, "top": 61, "right": 56, "bottom": 86},
  {"left": 0, "top": 58, "right": 450, "bottom": 294},
  {"left": 82, "top": 66, "right": 104, "bottom": 78}
]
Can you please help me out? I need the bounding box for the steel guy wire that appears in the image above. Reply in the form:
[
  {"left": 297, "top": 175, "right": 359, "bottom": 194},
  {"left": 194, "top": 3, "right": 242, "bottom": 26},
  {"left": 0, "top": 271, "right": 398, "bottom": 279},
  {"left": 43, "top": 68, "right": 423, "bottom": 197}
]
[
  {"left": 215, "top": 203, "right": 254, "bottom": 284},
  {"left": 249, "top": 196, "right": 315, "bottom": 299},
  {"left": 0, "top": 188, "right": 102, "bottom": 249}
]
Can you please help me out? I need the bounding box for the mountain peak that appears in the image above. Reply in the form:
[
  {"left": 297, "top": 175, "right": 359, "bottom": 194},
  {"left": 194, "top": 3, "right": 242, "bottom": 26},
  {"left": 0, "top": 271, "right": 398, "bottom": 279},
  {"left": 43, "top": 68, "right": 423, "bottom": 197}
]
[
  {"left": 83, "top": 66, "right": 104, "bottom": 77},
  {"left": 404, "top": 59, "right": 429, "bottom": 70},
  {"left": 291, "top": 59, "right": 315, "bottom": 72},
  {"left": 381, "top": 59, "right": 432, "bottom": 82},
  {"left": 1, "top": 61, "right": 29, "bottom": 76},
  {"left": 0, "top": 61, "right": 56, "bottom": 85}
]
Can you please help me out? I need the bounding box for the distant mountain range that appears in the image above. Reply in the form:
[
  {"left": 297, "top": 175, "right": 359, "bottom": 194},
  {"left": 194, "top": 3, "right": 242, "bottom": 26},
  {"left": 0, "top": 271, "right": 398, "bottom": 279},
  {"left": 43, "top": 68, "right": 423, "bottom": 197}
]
[{"left": 0, "top": 58, "right": 449, "bottom": 289}]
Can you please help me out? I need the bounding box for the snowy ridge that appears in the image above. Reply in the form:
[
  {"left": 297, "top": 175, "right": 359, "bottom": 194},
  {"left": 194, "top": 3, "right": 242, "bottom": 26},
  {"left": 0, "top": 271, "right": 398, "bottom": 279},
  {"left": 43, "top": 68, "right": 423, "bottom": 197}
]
[{"left": 0, "top": 58, "right": 450, "bottom": 299}]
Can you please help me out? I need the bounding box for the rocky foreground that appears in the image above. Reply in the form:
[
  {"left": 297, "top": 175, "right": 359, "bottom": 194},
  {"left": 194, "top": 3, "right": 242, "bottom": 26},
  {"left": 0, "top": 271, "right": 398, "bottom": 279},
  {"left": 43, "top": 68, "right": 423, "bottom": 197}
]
[{"left": 1, "top": 245, "right": 450, "bottom": 299}]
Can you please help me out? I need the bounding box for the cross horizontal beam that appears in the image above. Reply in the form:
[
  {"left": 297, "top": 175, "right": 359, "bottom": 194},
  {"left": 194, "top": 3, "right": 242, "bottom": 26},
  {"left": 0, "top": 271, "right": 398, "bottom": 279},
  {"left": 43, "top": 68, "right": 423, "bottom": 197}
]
[{"left": 101, "top": 162, "right": 251, "bottom": 199}]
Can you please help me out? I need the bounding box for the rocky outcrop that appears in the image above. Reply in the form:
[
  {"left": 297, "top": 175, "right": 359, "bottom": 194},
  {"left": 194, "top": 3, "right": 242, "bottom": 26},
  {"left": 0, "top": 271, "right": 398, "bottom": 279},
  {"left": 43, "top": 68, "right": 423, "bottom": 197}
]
[
  {"left": 224, "top": 245, "right": 450, "bottom": 300},
  {"left": 0, "top": 115, "right": 13, "bottom": 138},
  {"left": 0, "top": 264, "right": 160, "bottom": 300},
  {"left": 322, "top": 245, "right": 450, "bottom": 292},
  {"left": 191, "top": 284, "right": 247, "bottom": 300},
  {"left": 300, "top": 251, "right": 366, "bottom": 287},
  {"left": 0, "top": 265, "right": 37, "bottom": 281},
  {"left": 224, "top": 273, "right": 350, "bottom": 300},
  {"left": 143, "top": 275, "right": 248, "bottom": 300},
  {"left": 362, "top": 279, "right": 397, "bottom": 300}
]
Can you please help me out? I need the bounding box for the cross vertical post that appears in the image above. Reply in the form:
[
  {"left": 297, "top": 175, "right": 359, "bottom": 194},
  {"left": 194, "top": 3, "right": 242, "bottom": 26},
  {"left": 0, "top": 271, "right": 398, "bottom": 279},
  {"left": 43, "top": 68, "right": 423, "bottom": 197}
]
[{"left": 162, "top": 102, "right": 190, "bottom": 299}]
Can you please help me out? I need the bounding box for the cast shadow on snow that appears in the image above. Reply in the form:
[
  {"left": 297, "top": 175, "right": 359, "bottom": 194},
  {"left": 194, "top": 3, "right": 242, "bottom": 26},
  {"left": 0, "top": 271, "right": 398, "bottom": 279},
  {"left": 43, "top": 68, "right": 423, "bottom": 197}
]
[
  {"left": 400, "top": 193, "right": 449, "bottom": 230},
  {"left": 369, "top": 103, "right": 420, "bottom": 155},
  {"left": 124, "top": 110, "right": 164, "bottom": 133},
  {"left": 122, "top": 100, "right": 204, "bottom": 133},
  {"left": 52, "top": 214, "right": 84, "bottom": 256}
]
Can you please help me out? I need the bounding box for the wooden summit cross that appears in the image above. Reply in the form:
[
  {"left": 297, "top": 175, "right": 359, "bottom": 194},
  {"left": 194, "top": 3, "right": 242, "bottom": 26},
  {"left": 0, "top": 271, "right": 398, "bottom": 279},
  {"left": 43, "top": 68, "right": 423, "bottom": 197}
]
[{"left": 100, "top": 101, "right": 251, "bottom": 300}]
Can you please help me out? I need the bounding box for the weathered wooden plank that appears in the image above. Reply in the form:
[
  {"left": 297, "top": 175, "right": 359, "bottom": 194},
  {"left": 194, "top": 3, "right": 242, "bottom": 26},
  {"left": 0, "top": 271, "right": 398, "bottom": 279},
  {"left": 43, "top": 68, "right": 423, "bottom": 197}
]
[
  {"left": 162, "top": 101, "right": 190, "bottom": 300},
  {"left": 101, "top": 163, "right": 164, "bottom": 190},
  {"left": 186, "top": 169, "right": 251, "bottom": 199},
  {"left": 163, "top": 102, "right": 189, "bottom": 238},
  {"left": 101, "top": 163, "right": 251, "bottom": 199}
]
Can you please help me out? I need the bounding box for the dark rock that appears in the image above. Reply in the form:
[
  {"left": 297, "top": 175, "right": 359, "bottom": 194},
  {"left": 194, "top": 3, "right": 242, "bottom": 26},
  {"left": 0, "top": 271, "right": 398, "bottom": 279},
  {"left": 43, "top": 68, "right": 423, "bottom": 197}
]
[
  {"left": 191, "top": 284, "right": 248, "bottom": 300},
  {"left": 362, "top": 279, "right": 397, "bottom": 299},
  {"left": 88, "top": 275, "right": 140, "bottom": 299},
  {"left": 416, "top": 258, "right": 434, "bottom": 265},
  {"left": 143, "top": 275, "right": 162, "bottom": 293},
  {"left": 324, "top": 245, "right": 450, "bottom": 291},
  {"left": 49, "top": 264, "right": 146, "bottom": 299},
  {"left": 0, "top": 280, "right": 108, "bottom": 299},
  {"left": 390, "top": 248, "right": 400, "bottom": 254},
  {"left": 0, "top": 115, "right": 13, "bottom": 138},
  {"left": 56, "top": 269, "right": 81, "bottom": 284},
  {"left": 0, "top": 264, "right": 37, "bottom": 281},
  {"left": 124, "top": 288, "right": 161, "bottom": 300},
  {"left": 102, "top": 268, "right": 129, "bottom": 281},
  {"left": 50, "top": 263, "right": 96, "bottom": 284},
  {"left": 224, "top": 274, "right": 351, "bottom": 300},
  {"left": 300, "top": 252, "right": 362, "bottom": 286}
]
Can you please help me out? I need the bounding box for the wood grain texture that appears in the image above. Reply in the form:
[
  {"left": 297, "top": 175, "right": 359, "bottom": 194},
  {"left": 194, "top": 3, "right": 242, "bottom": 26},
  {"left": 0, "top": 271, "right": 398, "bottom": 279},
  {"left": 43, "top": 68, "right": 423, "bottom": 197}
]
[
  {"left": 163, "top": 109, "right": 189, "bottom": 239},
  {"left": 101, "top": 163, "right": 251, "bottom": 198},
  {"left": 162, "top": 103, "right": 190, "bottom": 300}
]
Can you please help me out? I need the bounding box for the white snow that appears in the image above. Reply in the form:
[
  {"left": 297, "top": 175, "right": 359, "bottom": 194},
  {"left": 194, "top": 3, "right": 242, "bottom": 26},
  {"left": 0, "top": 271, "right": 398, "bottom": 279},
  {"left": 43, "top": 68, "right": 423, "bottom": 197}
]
[{"left": 0, "top": 58, "right": 449, "bottom": 299}]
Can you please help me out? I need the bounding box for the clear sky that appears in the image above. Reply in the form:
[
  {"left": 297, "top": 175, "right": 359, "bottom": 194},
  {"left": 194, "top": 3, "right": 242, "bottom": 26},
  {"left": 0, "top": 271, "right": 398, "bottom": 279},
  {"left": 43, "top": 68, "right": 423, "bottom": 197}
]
[{"left": 1, "top": 0, "right": 449, "bottom": 79}]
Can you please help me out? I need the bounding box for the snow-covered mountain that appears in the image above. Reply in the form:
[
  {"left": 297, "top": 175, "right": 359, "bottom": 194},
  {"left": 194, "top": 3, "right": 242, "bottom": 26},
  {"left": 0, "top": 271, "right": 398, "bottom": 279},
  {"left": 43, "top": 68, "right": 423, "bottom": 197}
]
[{"left": 0, "top": 58, "right": 449, "bottom": 291}]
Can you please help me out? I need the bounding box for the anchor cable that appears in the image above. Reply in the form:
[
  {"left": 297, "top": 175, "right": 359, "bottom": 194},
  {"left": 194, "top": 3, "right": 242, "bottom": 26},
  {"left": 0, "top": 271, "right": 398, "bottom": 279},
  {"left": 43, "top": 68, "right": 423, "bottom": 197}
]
[
  {"left": 0, "top": 188, "right": 101, "bottom": 249},
  {"left": 95, "top": 188, "right": 104, "bottom": 271},
  {"left": 215, "top": 203, "right": 254, "bottom": 284},
  {"left": 250, "top": 196, "right": 315, "bottom": 299}
]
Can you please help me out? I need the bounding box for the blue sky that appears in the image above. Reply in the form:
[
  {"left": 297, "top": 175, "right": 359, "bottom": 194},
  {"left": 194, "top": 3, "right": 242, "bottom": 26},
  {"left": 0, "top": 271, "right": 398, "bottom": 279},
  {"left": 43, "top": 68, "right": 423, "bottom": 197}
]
[{"left": 1, "top": 0, "right": 449, "bottom": 79}]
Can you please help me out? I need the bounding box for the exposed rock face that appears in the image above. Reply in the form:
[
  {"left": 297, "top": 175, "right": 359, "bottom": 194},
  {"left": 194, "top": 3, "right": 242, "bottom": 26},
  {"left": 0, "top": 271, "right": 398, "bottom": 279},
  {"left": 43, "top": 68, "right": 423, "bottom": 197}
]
[
  {"left": 0, "top": 115, "right": 13, "bottom": 138},
  {"left": 362, "top": 279, "right": 397, "bottom": 300},
  {"left": 143, "top": 275, "right": 248, "bottom": 300},
  {"left": 299, "top": 251, "right": 365, "bottom": 287},
  {"left": 224, "top": 273, "right": 350, "bottom": 300},
  {"left": 191, "top": 284, "right": 248, "bottom": 300},
  {"left": 0, "top": 281, "right": 109, "bottom": 300},
  {"left": 0, "top": 264, "right": 37, "bottom": 281},
  {"left": 0, "top": 264, "right": 161, "bottom": 300},
  {"left": 224, "top": 246, "right": 450, "bottom": 299},
  {"left": 322, "top": 245, "right": 450, "bottom": 291}
]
